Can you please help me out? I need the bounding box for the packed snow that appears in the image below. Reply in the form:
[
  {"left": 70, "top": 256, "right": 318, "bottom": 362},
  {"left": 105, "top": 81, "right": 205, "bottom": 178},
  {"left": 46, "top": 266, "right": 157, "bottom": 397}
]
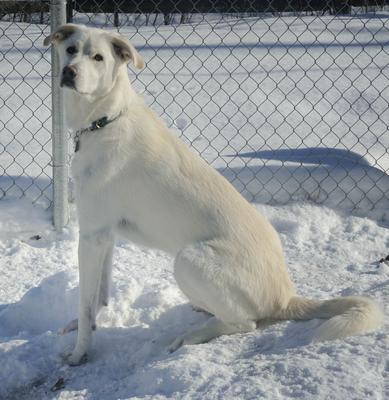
[{"left": 0, "top": 12, "right": 388, "bottom": 400}]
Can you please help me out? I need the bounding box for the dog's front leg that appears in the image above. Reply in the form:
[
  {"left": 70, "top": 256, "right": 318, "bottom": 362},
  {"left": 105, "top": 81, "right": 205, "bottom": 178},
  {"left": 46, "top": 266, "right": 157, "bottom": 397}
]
[
  {"left": 65, "top": 230, "right": 114, "bottom": 366},
  {"left": 60, "top": 241, "right": 114, "bottom": 336}
]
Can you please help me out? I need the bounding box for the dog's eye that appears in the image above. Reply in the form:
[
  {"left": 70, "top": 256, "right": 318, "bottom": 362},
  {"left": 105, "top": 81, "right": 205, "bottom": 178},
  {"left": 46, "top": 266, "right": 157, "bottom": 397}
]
[
  {"left": 94, "top": 54, "right": 103, "bottom": 62},
  {"left": 66, "top": 46, "right": 77, "bottom": 55}
]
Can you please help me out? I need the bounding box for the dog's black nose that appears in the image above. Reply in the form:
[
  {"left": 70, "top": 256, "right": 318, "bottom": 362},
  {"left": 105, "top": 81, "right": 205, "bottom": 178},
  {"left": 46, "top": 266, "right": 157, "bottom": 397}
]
[
  {"left": 63, "top": 65, "right": 77, "bottom": 80},
  {"left": 61, "top": 65, "right": 77, "bottom": 88}
]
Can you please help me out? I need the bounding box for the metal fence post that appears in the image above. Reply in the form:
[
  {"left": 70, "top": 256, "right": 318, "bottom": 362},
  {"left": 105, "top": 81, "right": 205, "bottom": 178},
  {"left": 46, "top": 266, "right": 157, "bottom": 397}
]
[{"left": 50, "top": 0, "right": 68, "bottom": 231}]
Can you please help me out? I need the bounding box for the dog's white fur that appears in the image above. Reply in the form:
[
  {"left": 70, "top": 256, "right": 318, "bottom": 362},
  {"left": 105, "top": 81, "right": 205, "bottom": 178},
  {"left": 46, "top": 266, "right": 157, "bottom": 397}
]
[{"left": 44, "top": 24, "right": 383, "bottom": 365}]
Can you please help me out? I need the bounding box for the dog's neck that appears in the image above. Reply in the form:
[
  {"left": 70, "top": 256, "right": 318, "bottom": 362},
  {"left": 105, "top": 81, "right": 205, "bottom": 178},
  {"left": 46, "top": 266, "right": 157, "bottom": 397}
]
[{"left": 64, "top": 66, "right": 136, "bottom": 132}]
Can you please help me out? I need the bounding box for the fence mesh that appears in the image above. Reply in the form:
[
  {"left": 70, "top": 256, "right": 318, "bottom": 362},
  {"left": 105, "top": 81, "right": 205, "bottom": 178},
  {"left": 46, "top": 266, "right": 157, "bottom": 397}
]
[
  {"left": 1, "top": 3, "right": 52, "bottom": 205},
  {"left": 1, "top": 1, "right": 389, "bottom": 214}
]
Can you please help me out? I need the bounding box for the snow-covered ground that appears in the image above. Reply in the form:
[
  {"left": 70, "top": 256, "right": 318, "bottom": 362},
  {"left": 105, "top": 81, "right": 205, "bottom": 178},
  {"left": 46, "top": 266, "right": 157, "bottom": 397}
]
[
  {"left": 0, "top": 199, "right": 388, "bottom": 399},
  {"left": 1, "top": 13, "right": 389, "bottom": 400}
]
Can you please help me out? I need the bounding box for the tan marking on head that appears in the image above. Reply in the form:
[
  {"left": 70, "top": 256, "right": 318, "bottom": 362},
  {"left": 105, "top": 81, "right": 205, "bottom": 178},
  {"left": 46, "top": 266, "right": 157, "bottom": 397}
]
[
  {"left": 111, "top": 35, "right": 145, "bottom": 69},
  {"left": 43, "top": 23, "right": 81, "bottom": 46}
]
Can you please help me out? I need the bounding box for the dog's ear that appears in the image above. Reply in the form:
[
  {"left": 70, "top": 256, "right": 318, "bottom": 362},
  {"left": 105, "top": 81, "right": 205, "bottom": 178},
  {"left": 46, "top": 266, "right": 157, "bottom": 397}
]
[
  {"left": 111, "top": 35, "right": 145, "bottom": 70},
  {"left": 43, "top": 24, "right": 79, "bottom": 46}
]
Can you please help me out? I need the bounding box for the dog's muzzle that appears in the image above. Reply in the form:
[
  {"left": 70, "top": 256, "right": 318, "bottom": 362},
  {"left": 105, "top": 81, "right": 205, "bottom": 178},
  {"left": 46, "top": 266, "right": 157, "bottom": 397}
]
[{"left": 61, "top": 65, "right": 77, "bottom": 88}]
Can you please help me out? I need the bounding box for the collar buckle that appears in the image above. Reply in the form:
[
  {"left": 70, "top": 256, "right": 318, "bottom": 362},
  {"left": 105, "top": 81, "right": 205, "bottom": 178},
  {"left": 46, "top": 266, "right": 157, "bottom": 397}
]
[
  {"left": 74, "top": 113, "right": 121, "bottom": 153},
  {"left": 91, "top": 116, "right": 108, "bottom": 131}
]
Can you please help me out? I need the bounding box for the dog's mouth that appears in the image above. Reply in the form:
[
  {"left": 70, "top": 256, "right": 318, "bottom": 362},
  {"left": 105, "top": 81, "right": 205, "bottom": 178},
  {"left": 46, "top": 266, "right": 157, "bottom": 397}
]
[
  {"left": 60, "top": 77, "right": 76, "bottom": 90},
  {"left": 60, "top": 79, "right": 90, "bottom": 96}
]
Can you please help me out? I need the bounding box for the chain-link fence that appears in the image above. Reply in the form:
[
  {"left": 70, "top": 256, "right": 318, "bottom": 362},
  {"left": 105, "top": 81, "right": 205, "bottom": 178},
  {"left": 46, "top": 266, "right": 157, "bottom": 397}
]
[
  {"left": 1, "top": 1, "right": 389, "bottom": 223},
  {"left": 1, "top": 1, "right": 52, "bottom": 205}
]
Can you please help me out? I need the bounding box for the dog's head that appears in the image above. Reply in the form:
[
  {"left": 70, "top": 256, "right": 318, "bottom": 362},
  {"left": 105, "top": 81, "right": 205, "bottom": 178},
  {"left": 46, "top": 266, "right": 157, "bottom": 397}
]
[{"left": 44, "top": 24, "right": 144, "bottom": 97}]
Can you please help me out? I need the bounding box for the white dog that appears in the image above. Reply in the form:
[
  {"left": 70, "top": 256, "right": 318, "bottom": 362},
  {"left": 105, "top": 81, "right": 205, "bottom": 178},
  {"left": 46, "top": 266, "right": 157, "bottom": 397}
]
[{"left": 44, "top": 24, "right": 383, "bottom": 365}]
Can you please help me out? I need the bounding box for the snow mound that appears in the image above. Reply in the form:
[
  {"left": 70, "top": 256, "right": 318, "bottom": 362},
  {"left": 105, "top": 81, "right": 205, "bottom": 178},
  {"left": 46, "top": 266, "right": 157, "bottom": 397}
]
[{"left": 0, "top": 270, "right": 78, "bottom": 337}]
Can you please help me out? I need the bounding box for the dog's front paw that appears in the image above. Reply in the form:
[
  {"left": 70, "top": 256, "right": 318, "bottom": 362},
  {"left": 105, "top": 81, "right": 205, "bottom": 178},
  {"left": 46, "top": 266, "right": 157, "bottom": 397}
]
[{"left": 61, "top": 350, "right": 88, "bottom": 366}]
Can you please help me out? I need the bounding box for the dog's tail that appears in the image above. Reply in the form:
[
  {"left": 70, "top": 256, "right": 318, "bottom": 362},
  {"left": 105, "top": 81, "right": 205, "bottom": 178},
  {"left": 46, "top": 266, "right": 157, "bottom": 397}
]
[{"left": 275, "top": 295, "right": 383, "bottom": 341}]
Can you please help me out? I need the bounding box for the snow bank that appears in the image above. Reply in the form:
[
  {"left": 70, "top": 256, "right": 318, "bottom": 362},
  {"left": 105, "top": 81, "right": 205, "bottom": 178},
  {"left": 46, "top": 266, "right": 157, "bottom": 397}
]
[{"left": 221, "top": 151, "right": 389, "bottom": 221}]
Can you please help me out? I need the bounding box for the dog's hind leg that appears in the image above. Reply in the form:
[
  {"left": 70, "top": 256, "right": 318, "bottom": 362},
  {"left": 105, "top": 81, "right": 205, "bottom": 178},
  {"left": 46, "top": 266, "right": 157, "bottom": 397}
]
[
  {"left": 98, "top": 242, "right": 114, "bottom": 308},
  {"left": 170, "top": 241, "right": 258, "bottom": 351}
]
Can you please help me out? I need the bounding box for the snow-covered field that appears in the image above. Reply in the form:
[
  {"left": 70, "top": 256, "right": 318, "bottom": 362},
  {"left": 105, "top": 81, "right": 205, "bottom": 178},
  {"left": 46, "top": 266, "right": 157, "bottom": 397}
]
[{"left": 1, "top": 13, "right": 388, "bottom": 400}]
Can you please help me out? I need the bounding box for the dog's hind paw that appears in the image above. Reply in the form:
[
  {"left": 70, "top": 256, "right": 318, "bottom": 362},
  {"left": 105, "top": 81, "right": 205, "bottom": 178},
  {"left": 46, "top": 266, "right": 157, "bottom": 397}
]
[
  {"left": 168, "top": 336, "right": 185, "bottom": 353},
  {"left": 59, "top": 319, "right": 78, "bottom": 335}
]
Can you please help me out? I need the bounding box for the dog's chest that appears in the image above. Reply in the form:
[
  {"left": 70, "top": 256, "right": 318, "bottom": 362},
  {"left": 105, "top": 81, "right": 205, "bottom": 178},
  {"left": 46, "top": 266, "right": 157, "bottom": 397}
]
[
  {"left": 72, "top": 153, "right": 103, "bottom": 186},
  {"left": 71, "top": 139, "right": 127, "bottom": 192}
]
